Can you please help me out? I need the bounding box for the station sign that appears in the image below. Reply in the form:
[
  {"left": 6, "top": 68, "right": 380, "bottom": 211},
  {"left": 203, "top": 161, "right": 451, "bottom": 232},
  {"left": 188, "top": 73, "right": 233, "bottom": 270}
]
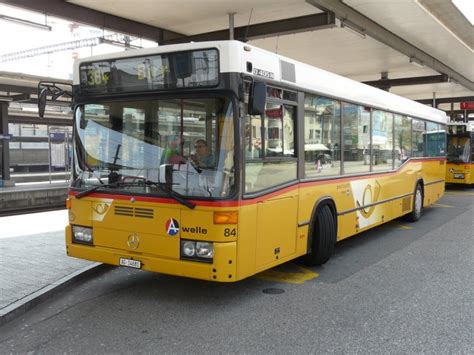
[{"left": 460, "top": 102, "right": 474, "bottom": 110}]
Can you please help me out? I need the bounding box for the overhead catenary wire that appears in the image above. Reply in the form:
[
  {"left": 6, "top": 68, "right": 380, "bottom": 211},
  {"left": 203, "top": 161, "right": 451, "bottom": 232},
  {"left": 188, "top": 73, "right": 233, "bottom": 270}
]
[{"left": 243, "top": 8, "right": 254, "bottom": 42}]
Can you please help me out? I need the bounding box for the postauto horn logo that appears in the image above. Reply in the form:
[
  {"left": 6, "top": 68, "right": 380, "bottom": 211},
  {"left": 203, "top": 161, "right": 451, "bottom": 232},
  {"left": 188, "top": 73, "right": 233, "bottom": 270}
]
[{"left": 166, "top": 218, "right": 180, "bottom": 236}]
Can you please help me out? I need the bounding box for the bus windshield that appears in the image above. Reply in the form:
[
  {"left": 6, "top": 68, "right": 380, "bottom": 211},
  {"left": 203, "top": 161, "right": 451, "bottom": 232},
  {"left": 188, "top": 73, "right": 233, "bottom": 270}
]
[
  {"left": 447, "top": 134, "right": 470, "bottom": 163},
  {"left": 73, "top": 96, "right": 235, "bottom": 198}
]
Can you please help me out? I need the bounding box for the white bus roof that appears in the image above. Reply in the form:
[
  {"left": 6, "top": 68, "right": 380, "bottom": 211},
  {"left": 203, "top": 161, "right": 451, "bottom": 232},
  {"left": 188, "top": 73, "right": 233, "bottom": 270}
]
[{"left": 73, "top": 40, "right": 447, "bottom": 124}]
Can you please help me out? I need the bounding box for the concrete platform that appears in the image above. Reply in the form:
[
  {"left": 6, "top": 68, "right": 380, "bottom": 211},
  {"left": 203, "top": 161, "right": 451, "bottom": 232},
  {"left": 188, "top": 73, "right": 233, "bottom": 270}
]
[
  {"left": 0, "top": 182, "right": 68, "bottom": 215},
  {"left": 0, "top": 210, "right": 105, "bottom": 325}
]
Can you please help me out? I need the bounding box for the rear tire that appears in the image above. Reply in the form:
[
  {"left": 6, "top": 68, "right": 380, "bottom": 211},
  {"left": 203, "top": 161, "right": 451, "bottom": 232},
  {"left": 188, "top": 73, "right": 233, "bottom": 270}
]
[
  {"left": 301, "top": 205, "right": 336, "bottom": 266},
  {"left": 406, "top": 184, "right": 423, "bottom": 222}
]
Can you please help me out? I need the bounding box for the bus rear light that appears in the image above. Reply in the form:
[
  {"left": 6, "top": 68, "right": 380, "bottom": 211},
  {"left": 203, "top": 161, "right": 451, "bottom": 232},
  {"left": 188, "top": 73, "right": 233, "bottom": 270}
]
[
  {"left": 213, "top": 211, "right": 238, "bottom": 224},
  {"left": 65, "top": 198, "right": 72, "bottom": 209}
]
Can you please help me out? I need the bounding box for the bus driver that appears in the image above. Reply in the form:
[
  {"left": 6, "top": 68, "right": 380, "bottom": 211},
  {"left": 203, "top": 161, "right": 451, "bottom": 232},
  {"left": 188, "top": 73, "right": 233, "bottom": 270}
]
[{"left": 190, "top": 139, "right": 215, "bottom": 168}]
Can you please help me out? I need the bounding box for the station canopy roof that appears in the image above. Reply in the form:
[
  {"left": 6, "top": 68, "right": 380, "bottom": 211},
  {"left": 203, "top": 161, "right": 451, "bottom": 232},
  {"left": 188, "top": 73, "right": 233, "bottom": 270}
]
[{"left": 2, "top": 0, "right": 473, "bottom": 104}]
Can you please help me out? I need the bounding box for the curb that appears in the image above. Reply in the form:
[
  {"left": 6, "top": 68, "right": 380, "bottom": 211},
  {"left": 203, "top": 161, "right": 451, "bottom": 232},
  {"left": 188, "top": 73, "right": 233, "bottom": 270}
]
[{"left": 0, "top": 263, "right": 112, "bottom": 327}]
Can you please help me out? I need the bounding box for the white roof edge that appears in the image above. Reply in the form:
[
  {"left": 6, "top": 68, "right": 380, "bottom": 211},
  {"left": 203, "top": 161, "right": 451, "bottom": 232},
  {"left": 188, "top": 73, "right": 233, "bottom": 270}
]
[{"left": 72, "top": 40, "right": 447, "bottom": 124}]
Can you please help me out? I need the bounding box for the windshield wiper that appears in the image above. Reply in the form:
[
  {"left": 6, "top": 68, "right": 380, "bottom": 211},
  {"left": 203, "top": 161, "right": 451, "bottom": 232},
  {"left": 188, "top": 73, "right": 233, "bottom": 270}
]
[{"left": 145, "top": 180, "right": 195, "bottom": 209}]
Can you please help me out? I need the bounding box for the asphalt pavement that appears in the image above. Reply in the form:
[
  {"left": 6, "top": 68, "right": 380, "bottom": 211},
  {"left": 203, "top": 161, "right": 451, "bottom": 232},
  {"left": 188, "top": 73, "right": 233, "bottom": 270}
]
[{"left": 0, "top": 187, "right": 472, "bottom": 353}]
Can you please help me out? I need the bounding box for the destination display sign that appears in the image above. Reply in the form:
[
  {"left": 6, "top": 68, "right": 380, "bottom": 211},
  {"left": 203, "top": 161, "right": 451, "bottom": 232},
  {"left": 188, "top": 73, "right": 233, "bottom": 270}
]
[{"left": 79, "top": 49, "right": 219, "bottom": 94}]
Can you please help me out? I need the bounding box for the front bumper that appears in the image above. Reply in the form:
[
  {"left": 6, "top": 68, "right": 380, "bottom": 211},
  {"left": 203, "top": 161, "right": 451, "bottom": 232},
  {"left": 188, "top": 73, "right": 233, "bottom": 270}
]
[{"left": 66, "top": 226, "right": 238, "bottom": 282}]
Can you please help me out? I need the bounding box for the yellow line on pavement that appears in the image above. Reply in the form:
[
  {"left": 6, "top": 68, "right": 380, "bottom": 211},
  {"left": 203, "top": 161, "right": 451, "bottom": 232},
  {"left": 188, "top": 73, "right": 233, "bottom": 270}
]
[
  {"left": 431, "top": 203, "right": 454, "bottom": 208},
  {"left": 395, "top": 224, "right": 414, "bottom": 230},
  {"left": 255, "top": 265, "right": 319, "bottom": 284}
]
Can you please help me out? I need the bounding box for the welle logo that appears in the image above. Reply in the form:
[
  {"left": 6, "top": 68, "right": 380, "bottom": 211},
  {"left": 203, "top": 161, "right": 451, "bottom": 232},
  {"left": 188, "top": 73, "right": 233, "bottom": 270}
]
[{"left": 165, "top": 218, "right": 179, "bottom": 236}]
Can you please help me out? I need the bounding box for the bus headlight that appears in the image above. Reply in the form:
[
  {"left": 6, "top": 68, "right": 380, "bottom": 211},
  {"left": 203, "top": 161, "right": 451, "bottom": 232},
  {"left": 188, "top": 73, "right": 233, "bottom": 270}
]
[
  {"left": 72, "top": 226, "right": 93, "bottom": 244},
  {"left": 180, "top": 240, "right": 213, "bottom": 262},
  {"left": 196, "top": 242, "right": 214, "bottom": 258},
  {"left": 182, "top": 241, "right": 196, "bottom": 257}
]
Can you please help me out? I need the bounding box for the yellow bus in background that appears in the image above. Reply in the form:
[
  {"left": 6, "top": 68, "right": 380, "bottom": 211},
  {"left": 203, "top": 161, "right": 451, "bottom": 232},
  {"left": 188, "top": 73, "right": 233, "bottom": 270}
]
[
  {"left": 48, "top": 41, "right": 447, "bottom": 282},
  {"left": 446, "top": 122, "right": 474, "bottom": 185}
]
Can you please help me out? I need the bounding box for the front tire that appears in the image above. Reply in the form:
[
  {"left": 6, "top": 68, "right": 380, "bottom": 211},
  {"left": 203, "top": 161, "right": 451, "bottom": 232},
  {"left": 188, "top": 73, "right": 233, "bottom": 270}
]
[
  {"left": 301, "top": 205, "right": 336, "bottom": 266},
  {"left": 406, "top": 184, "right": 423, "bottom": 222}
]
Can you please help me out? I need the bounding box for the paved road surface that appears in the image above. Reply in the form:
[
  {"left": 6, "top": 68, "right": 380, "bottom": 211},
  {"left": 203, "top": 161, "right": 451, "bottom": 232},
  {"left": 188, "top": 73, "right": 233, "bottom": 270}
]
[{"left": 0, "top": 187, "right": 472, "bottom": 353}]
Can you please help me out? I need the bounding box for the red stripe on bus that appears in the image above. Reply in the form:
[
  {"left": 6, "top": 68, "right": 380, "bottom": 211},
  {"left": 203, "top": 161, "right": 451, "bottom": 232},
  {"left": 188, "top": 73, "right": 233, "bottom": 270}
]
[{"left": 68, "top": 190, "right": 241, "bottom": 207}]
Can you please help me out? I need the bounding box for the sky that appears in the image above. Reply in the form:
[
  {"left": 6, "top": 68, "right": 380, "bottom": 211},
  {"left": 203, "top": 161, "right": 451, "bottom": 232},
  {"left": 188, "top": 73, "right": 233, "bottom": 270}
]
[
  {"left": 0, "top": 4, "right": 157, "bottom": 80},
  {"left": 452, "top": 0, "right": 474, "bottom": 25}
]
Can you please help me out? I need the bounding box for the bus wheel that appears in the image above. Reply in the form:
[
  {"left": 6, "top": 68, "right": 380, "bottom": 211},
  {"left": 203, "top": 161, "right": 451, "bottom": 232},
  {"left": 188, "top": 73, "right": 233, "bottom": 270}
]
[
  {"left": 406, "top": 184, "right": 423, "bottom": 222},
  {"left": 301, "top": 205, "right": 336, "bottom": 266}
]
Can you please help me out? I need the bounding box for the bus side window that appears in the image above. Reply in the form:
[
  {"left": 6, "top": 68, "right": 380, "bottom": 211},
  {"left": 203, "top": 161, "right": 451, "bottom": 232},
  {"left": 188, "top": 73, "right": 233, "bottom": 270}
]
[
  {"left": 394, "top": 115, "right": 412, "bottom": 167},
  {"left": 342, "top": 103, "right": 370, "bottom": 174},
  {"left": 471, "top": 135, "right": 474, "bottom": 161},
  {"left": 304, "top": 94, "right": 341, "bottom": 178},
  {"left": 426, "top": 121, "right": 441, "bottom": 157},
  {"left": 412, "top": 119, "right": 425, "bottom": 157}
]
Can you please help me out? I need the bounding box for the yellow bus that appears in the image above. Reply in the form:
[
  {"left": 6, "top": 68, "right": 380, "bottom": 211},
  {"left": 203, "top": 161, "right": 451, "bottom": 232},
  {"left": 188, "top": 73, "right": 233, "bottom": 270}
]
[
  {"left": 42, "top": 41, "right": 447, "bottom": 281},
  {"left": 446, "top": 122, "right": 474, "bottom": 185}
]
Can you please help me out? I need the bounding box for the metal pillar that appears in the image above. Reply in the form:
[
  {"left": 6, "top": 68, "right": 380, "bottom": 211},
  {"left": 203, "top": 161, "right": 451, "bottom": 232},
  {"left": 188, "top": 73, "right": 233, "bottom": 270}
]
[
  {"left": 0, "top": 102, "right": 11, "bottom": 181},
  {"left": 47, "top": 125, "right": 52, "bottom": 184},
  {"left": 229, "top": 13, "right": 235, "bottom": 40}
]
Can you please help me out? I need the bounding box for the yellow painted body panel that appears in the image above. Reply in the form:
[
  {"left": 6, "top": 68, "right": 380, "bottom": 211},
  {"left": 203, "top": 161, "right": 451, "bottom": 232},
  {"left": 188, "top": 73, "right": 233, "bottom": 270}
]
[
  {"left": 256, "top": 192, "right": 298, "bottom": 268},
  {"left": 66, "top": 160, "right": 445, "bottom": 282},
  {"left": 446, "top": 163, "right": 474, "bottom": 184},
  {"left": 298, "top": 160, "right": 444, "bottom": 240}
]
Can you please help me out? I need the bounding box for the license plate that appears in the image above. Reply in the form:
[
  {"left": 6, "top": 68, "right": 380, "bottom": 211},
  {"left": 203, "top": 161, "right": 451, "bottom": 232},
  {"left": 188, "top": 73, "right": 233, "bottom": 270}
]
[
  {"left": 454, "top": 173, "right": 464, "bottom": 179},
  {"left": 119, "top": 258, "right": 141, "bottom": 269}
]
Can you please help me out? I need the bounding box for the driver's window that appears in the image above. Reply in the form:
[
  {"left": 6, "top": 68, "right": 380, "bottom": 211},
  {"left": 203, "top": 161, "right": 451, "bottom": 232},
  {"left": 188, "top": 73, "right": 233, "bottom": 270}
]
[{"left": 244, "top": 85, "right": 297, "bottom": 194}]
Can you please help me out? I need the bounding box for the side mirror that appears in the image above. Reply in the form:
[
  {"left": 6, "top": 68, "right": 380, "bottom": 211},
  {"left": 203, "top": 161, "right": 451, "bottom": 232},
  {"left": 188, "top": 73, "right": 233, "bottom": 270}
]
[
  {"left": 38, "top": 87, "right": 48, "bottom": 118},
  {"left": 37, "top": 81, "right": 73, "bottom": 119},
  {"left": 248, "top": 81, "right": 266, "bottom": 115}
]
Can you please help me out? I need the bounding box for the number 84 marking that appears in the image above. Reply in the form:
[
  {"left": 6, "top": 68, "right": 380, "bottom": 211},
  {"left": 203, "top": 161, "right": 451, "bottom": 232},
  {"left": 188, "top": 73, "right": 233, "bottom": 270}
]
[{"left": 224, "top": 228, "right": 236, "bottom": 237}]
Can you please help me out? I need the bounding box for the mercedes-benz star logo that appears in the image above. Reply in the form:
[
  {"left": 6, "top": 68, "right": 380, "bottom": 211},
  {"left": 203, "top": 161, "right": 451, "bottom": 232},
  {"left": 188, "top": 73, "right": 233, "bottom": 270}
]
[{"left": 127, "top": 233, "right": 140, "bottom": 250}]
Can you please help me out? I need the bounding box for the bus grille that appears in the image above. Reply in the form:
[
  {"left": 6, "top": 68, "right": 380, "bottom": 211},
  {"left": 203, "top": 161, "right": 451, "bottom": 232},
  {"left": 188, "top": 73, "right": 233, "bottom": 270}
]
[
  {"left": 114, "top": 206, "right": 154, "bottom": 219},
  {"left": 134, "top": 208, "right": 154, "bottom": 219}
]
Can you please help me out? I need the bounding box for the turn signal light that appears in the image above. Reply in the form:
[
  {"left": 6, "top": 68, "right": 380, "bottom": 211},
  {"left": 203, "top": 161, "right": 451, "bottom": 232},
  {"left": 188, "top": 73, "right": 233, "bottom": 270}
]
[
  {"left": 65, "top": 198, "right": 72, "bottom": 209},
  {"left": 213, "top": 211, "right": 238, "bottom": 224}
]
